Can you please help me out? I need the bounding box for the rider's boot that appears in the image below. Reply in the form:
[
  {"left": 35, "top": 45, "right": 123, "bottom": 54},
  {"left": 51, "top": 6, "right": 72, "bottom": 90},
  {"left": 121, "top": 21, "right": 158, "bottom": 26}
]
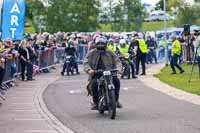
[
  {"left": 116, "top": 101, "right": 123, "bottom": 109},
  {"left": 91, "top": 103, "right": 98, "bottom": 110},
  {"left": 67, "top": 72, "right": 70, "bottom": 76},
  {"left": 61, "top": 72, "right": 64, "bottom": 76}
]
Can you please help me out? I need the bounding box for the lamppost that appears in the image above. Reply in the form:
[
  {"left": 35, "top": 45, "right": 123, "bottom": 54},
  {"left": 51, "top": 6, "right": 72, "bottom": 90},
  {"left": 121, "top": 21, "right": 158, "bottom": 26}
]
[
  {"left": 0, "top": 0, "right": 3, "bottom": 33},
  {"left": 163, "top": 0, "right": 168, "bottom": 66}
]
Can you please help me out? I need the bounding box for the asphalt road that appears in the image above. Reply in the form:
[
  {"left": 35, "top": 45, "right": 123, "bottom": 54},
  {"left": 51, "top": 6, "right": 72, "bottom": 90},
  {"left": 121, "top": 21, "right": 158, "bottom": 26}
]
[{"left": 43, "top": 73, "right": 200, "bottom": 133}]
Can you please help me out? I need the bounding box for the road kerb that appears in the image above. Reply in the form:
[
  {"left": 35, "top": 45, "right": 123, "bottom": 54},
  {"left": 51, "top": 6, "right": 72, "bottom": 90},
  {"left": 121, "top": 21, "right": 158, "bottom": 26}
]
[
  {"left": 138, "top": 63, "right": 200, "bottom": 106},
  {"left": 34, "top": 74, "right": 75, "bottom": 133}
]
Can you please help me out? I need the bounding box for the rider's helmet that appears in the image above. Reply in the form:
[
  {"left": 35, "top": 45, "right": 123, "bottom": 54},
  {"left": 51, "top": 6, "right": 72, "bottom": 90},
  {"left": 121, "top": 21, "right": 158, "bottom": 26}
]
[
  {"left": 67, "top": 39, "right": 74, "bottom": 48},
  {"left": 108, "top": 38, "right": 114, "bottom": 45},
  {"left": 95, "top": 36, "right": 107, "bottom": 51},
  {"left": 119, "top": 39, "right": 126, "bottom": 47}
]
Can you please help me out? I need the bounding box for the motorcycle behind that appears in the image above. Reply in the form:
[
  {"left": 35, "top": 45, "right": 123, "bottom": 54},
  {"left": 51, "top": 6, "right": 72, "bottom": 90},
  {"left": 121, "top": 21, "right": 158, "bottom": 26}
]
[
  {"left": 65, "top": 55, "right": 75, "bottom": 76},
  {"left": 119, "top": 56, "right": 131, "bottom": 79}
]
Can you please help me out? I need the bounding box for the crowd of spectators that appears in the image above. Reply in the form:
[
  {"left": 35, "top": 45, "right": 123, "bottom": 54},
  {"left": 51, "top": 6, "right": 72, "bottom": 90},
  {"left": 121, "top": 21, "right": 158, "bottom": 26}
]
[{"left": 0, "top": 31, "right": 199, "bottom": 103}]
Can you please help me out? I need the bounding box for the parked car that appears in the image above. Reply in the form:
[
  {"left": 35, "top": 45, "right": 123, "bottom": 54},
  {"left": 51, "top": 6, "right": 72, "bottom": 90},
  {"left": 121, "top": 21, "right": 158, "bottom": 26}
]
[{"left": 149, "top": 10, "right": 170, "bottom": 21}]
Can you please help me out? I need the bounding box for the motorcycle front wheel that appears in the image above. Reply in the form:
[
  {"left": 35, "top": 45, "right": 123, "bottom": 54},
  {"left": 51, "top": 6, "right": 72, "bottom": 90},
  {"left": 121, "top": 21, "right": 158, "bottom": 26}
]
[
  {"left": 98, "top": 96, "right": 105, "bottom": 114},
  {"left": 126, "top": 65, "right": 131, "bottom": 79},
  {"left": 108, "top": 90, "right": 116, "bottom": 120}
]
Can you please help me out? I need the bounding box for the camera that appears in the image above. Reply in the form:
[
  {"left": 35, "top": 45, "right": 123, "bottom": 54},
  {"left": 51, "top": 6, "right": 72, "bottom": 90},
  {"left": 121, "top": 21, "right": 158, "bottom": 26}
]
[{"left": 183, "top": 24, "right": 190, "bottom": 35}]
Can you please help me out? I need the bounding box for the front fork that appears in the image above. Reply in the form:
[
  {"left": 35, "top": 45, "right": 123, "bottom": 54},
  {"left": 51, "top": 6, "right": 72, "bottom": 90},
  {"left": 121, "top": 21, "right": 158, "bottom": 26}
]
[{"left": 104, "top": 76, "right": 115, "bottom": 106}]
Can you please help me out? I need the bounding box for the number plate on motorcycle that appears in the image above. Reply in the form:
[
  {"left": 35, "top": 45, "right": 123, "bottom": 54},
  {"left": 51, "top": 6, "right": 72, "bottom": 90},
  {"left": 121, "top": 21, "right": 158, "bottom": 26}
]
[
  {"left": 103, "top": 71, "right": 111, "bottom": 76},
  {"left": 66, "top": 56, "right": 71, "bottom": 59}
]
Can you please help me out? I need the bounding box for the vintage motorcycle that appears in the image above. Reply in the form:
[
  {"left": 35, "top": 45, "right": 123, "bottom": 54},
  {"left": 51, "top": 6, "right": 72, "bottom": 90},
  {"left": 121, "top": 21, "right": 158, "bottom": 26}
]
[
  {"left": 119, "top": 55, "right": 131, "bottom": 79},
  {"left": 64, "top": 55, "right": 75, "bottom": 76},
  {"left": 95, "top": 69, "right": 118, "bottom": 120}
]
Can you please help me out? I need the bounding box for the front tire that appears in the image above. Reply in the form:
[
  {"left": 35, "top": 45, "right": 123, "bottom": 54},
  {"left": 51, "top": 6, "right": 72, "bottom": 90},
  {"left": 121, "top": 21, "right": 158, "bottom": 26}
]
[
  {"left": 108, "top": 90, "right": 116, "bottom": 120},
  {"left": 127, "top": 66, "right": 131, "bottom": 79},
  {"left": 98, "top": 97, "right": 105, "bottom": 114}
]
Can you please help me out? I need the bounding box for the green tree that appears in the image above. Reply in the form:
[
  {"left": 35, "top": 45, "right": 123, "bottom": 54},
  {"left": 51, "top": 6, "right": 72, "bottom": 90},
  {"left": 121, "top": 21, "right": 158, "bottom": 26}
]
[
  {"left": 112, "top": 0, "right": 145, "bottom": 31},
  {"left": 26, "top": 0, "right": 46, "bottom": 32},
  {"left": 176, "top": 3, "right": 200, "bottom": 26},
  {"left": 155, "top": 0, "right": 164, "bottom": 10},
  {"left": 155, "top": 0, "right": 182, "bottom": 11},
  {"left": 46, "top": 0, "right": 99, "bottom": 32},
  {"left": 167, "top": 0, "right": 180, "bottom": 8}
]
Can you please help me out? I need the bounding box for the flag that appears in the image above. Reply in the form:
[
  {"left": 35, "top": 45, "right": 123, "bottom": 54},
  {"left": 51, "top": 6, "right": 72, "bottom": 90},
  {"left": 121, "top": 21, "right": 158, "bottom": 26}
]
[{"left": 1, "top": 0, "right": 25, "bottom": 41}]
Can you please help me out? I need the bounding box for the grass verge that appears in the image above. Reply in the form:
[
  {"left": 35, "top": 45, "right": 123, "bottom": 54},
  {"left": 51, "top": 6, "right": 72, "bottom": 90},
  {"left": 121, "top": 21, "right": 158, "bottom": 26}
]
[
  {"left": 99, "top": 21, "right": 175, "bottom": 32},
  {"left": 24, "top": 18, "right": 36, "bottom": 34},
  {"left": 142, "top": 20, "right": 175, "bottom": 32},
  {"left": 154, "top": 64, "right": 200, "bottom": 95}
]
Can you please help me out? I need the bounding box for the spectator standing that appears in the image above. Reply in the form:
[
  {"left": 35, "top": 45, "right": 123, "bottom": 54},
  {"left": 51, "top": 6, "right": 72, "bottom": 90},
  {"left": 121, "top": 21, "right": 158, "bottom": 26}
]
[
  {"left": 5, "top": 41, "right": 18, "bottom": 79},
  {"left": 185, "top": 34, "right": 195, "bottom": 63},
  {"left": 0, "top": 42, "right": 6, "bottom": 89},
  {"left": 18, "top": 40, "right": 29, "bottom": 81},
  {"left": 26, "top": 38, "right": 36, "bottom": 81},
  {"left": 146, "top": 36, "right": 157, "bottom": 64},
  {"left": 158, "top": 37, "right": 167, "bottom": 61}
]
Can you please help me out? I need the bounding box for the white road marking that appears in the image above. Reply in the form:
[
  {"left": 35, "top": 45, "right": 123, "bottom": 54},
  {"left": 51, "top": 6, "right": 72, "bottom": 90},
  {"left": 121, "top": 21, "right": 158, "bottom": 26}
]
[
  {"left": 13, "top": 109, "right": 37, "bottom": 112},
  {"left": 122, "top": 87, "right": 129, "bottom": 91},
  {"left": 24, "top": 130, "right": 57, "bottom": 133},
  {"left": 10, "top": 96, "right": 33, "bottom": 99},
  {"left": 14, "top": 118, "right": 45, "bottom": 121},
  {"left": 69, "top": 90, "right": 82, "bottom": 94},
  {"left": 11, "top": 103, "right": 34, "bottom": 105}
]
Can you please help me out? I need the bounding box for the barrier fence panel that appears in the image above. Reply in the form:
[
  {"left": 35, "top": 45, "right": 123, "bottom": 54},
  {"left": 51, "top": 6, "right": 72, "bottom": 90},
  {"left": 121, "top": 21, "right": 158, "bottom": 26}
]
[
  {"left": 2, "top": 49, "right": 57, "bottom": 84},
  {"left": 78, "top": 44, "right": 88, "bottom": 64},
  {"left": 55, "top": 47, "right": 65, "bottom": 64}
]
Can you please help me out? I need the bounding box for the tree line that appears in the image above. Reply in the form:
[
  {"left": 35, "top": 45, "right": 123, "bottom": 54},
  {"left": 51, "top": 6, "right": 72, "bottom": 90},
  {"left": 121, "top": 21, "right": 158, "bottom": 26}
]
[
  {"left": 26, "top": 0, "right": 200, "bottom": 33},
  {"left": 26, "top": 0, "right": 144, "bottom": 32}
]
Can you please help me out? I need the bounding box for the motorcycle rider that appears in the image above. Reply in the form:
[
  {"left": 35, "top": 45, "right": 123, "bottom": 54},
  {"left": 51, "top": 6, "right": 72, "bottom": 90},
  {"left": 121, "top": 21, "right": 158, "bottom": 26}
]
[
  {"left": 83, "top": 36, "right": 122, "bottom": 110},
  {"left": 61, "top": 39, "right": 80, "bottom": 76},
  {"left": 107, "top": 39, "right": 116, "bottom": 52},
  {"left": 117, "top": 39, "right": 137, "bottom": 79}
]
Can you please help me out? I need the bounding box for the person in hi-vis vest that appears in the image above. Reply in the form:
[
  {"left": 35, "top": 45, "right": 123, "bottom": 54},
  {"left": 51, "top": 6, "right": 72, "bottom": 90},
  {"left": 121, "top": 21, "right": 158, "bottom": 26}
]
[
  {"left": 170, "top": 36, "right": 184, "bottom": 74},
  {"left": 132, "top": 34, "right": 147, "bottom": 75},
  {"left": 117, "top": 39, "right": 137, "bottom": 78}
]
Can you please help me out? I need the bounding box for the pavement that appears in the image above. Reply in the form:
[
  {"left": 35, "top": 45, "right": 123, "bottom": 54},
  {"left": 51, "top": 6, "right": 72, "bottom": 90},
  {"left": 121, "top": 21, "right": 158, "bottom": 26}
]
[
  {"left": 1, "top": 64, "right": 200, "bottom": 133},
  {"left": 0, "top": 68, "right": 72, "bottom": 133}
]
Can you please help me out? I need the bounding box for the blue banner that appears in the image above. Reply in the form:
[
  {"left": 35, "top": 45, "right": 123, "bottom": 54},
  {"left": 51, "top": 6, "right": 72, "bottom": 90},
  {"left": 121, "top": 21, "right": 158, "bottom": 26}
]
[{"left": 1, "top": 0, "right": 25, "bottom": 41}]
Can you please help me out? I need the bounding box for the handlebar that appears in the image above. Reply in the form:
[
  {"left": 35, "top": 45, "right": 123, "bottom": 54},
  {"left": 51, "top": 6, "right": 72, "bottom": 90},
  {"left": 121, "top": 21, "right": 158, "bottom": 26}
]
[{"left": 94, "top": 69, "right": 118, "bottom": 75}]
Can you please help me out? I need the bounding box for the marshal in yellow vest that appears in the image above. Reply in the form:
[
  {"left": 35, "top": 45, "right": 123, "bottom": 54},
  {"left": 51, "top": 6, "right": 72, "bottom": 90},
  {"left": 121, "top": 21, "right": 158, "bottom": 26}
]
[
  {"left": 137, "top": 39, "right": 147, "bottom": 53},
  {"left": 117, "top": 44, "right": 130, "bottom": 59}
]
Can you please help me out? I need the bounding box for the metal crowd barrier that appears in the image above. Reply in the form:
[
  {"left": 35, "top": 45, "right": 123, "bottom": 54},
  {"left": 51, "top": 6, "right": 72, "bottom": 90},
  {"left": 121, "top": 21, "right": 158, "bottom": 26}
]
[
  {"left": 1, "top": 48, "right": 57, "bottom": 85},
  {"left": 55, "top": 47, "right": 65, "bottom": 64},
  {"left": 78, "top": 44, "right": 88, "bottom": 64},
  {"left": 1, "top": 45, "right": 87, "bottom": 87}
]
